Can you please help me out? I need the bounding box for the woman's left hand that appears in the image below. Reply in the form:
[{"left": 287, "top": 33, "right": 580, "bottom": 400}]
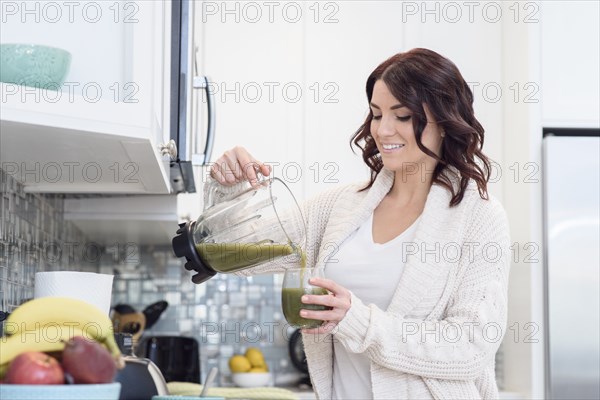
[{"left": 301, "top": 277, "right": 352, "bottom": 335}]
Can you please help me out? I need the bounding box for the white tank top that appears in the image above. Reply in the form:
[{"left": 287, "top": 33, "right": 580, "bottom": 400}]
[{"left": 325, "top": 212, "right": 421, "bottom": 400}]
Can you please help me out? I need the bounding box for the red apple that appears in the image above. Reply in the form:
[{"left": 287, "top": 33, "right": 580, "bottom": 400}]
[
  {"left": 62, "top": 336, "right": 116, "bottom": 384},
  {"left": 5, "top": 352, "right": 64, "bottom": 384}
]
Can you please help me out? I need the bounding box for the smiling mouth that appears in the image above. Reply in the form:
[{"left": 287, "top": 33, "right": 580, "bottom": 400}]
[{"left": 382, "top": 144, "right": 405, "bottom": 150}]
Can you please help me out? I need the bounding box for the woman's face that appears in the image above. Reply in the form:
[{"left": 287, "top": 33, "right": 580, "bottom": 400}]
[{"left": 370, "top": 80, "right": 443, "bottom": 175}]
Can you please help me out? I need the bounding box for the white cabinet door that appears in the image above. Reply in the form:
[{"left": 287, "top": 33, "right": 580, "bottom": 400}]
[
  {"left": 0, "top": 1, "right": 172, "bottom": 193},
  {"left": 541, "top": 1, "right": 600, "bottom": 127},
  {"left": 197, "top": 0, "right": 304, "bottom": 198}
]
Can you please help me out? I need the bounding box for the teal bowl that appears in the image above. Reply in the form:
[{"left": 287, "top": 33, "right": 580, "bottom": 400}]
[
  {"left": 0, "top": 382, "right": 121, "bottom": 400},
  {"left": 0, "top": 44, "right": 71, "bottom": 89}
]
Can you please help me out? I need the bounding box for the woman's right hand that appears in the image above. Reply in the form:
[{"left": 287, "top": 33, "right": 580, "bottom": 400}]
[{"left": 210, "top": 146, "right": 271, "bottom": 187}]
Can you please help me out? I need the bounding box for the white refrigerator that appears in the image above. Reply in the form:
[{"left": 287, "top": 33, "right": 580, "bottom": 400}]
[{"left": 543, "top": 131, "right": 600, "bottom": 399}]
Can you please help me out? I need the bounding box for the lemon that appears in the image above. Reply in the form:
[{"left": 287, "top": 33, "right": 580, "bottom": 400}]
[
  {"left": 249, "top": 366, "right": 268, "bottom": 373},
  {"left": 245, "top": 347, "right": 266, "bottom": 368},
  {"left": 229, "top": 355, "right": 251, "bottom": 373}
]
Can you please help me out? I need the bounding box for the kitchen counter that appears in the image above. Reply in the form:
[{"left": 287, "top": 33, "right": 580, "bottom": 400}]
[
  {"left": 167, "top": 381, "right": 309, "bottom": 399},
  {"left": 280, "top": 387, "right": 316, "bottom": 400}
]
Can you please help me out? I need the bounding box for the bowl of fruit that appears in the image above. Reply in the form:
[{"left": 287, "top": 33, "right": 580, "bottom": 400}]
[
  {"left": 228, "top": 348, "right": 272, "bottom": 388},
  {"left": 0, "top": 297, "right": 124, "bottom": 400}
]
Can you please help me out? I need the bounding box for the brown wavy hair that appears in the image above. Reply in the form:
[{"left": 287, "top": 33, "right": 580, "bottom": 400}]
[{"left": 351, "top": 48, "right": 491, "bottom": 206}]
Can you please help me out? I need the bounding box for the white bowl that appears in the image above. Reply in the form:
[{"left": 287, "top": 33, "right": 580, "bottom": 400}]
[{"left": 231, "top": 372, "right": 271, "bottom": 388}]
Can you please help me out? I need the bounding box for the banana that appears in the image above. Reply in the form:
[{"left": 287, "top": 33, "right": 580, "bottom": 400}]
[
  {"left": 5, "top": 297, "right": 124, "bottom": 367},
  {"left": 6, "top": 297, "right": 112, "bottom": 338},
  {"left": 0, "top": 326, "right": 86, "bottom": 366}
]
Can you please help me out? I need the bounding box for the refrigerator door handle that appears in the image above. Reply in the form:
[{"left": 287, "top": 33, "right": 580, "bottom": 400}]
[{"left": 191, "top": 76, "right": 216, "bottom": 166}]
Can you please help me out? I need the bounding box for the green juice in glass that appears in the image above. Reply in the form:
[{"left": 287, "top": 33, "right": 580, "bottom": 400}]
[
  {"left": 282, "top": 286, "right": 330, "bottom": 329},
  {"left": 281, "top": 251, "right": 331, "bottom": 329}
]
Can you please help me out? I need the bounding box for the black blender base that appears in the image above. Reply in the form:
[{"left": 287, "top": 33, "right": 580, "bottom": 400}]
[
  {"left": 190, "top": 271, "right": 215, "bottom": 284},
  {"left": 172, "top": 221, "right": 216, "bottom": 284}
]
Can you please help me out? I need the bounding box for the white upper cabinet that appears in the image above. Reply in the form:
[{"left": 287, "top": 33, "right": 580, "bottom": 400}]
[
  {"left": 0, "top": 1, "right": 173, "bottom": 193},
  {"left": 541, "top": 1, "right": 600, "bottom": 128}
]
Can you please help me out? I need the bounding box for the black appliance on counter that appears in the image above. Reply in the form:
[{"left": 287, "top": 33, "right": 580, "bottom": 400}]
[{"left": 138, "top": 336, "right": 201, "bottom": 384}]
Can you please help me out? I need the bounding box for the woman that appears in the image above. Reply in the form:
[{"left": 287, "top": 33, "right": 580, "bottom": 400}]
[{"left": 209, "top": 48, "right": 510, "bottom": 400}]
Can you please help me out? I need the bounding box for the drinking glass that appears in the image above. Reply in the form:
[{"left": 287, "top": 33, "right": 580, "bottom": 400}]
[{"left": 281, "top": 267, "right": 332, "bottom": 329}]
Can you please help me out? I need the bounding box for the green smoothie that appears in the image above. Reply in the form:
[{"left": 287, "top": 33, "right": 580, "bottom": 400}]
[
  {"left": 282, "top": 287, "right": 331, "bottom": 329},
  {"left": 195, "top": 242, "right": 301, "bottom": 272}
]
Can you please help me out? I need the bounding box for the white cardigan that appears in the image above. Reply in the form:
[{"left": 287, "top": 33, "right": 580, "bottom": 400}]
[{"left": 210, "top": 167, "right": 511, "bottom": 399}]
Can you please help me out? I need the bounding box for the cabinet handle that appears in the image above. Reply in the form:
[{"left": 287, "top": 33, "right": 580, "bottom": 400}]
[
  {"left": 192, "top": 76, "right": 216, "bottom": 166},
  {"left": 159, "top": 139, "right": 178, "bottom": 160}
]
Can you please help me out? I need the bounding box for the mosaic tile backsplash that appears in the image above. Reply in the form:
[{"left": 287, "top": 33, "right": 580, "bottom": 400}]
[{"left": 0, "top": 168, "right": 97, "bottom": 314}]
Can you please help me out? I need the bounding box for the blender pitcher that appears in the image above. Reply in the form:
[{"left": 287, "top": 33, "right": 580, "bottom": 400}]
[{"left": 172, "top": 176, "right": 306, "bottom": 284}]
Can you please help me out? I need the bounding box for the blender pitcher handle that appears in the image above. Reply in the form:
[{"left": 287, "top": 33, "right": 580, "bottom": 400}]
[
  {"left": 204, "top": 179, "right": 222, "bottom": 210},
  {"left": 204, "top": 167, "right": 269, "bottom": 210}
]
